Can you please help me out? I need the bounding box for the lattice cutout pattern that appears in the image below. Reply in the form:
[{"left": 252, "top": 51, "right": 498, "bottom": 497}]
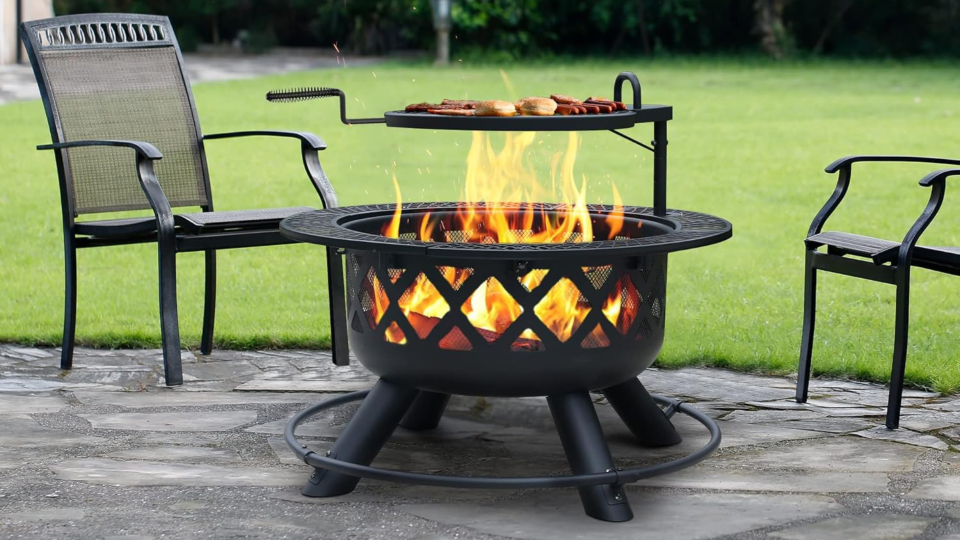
[
  {"left": 437, "top": 266, "right": 473, "bottom": 290},
  {"left": 581, "top": 324, "right": 610, "bottom": 349},
  {"left": 347, "top": 249, "right": 666, "bottom": 353},
  {"left": 461, "top": 277, "right": 521, "bottom": 342},
  {"left": 534, "top": 278, "right": 591, "bottom": 343},
  {"left": 400, "top": 273, "right": 450, "bottom": 339},
  {"left": 360, "top": 267, "right": 389, "bottom": 329},
  {"left": 603, "top": 275, "right": 641, "bottom": 335}
]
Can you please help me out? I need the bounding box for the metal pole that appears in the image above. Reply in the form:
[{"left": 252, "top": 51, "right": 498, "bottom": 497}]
[
  {"left": 15, "top": 0, "right": 23, "bottom": 64},
  {"left": 653, "top": 120, "right": 667, "bottom": 216}
]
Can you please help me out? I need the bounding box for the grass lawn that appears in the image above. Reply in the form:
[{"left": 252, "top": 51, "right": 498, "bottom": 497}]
[{"left": 3, "top": 59, "right": 960, "bottom": 391}]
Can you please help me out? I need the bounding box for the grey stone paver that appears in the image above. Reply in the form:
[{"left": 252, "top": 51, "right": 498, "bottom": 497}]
[
  {"left": 853, "top": 425, "right": 950, "bottom": 450},
  {"left": 80, "top": 410, "right": 259, "bottom": 432},
  {"left": 768, "top": 515, "right": 936, "bottom": 540},
  {"left": 1, "top": 346, "right": 960, "bottom": 539},
  {"left": 49, "top": 458, "right": 304, "bottom": 487},
  {"left": 106, "top": 446, "right": 241, "bottom": 464},
  {"left": 907, "top": 476, "right": 960, "bottom": 501},
  {"left": 400, "top": 492, "right": 843, "bottom": 540},
  {"left": 708, "top": 437, "right": 927, "bottom": 472},
  {"left": 634, "top": 467, "right": 890, "bottom": 493}
]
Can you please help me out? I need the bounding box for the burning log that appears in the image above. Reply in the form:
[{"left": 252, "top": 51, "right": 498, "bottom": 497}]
[{"left": 405, "top": 311, "right": 545, "bottom": 351}]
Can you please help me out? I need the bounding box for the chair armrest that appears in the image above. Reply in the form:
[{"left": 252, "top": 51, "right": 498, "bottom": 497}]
[
  {"left": 202, "top": 130, "right": 337, "bottom": 209},
  {"left": 203, "top": 130, "right": 326, "bottom": 151},
  {"left": 919, "top": 168, "right": 960, "bottom": 187},
  {"left": 896, "top": 169, "right": 954, "bottom": 267},
  {"left": 825, "top": 155, "right": 960, "bottom": 174},
  {"left": 38, "top": 139, "right": 173, "bottom": 232},
  {"left": 809, "top": 158, "right": 960, "bottom": 237},
  {"left": 38, "top": 139, "right": 163, "bottom": 159}
]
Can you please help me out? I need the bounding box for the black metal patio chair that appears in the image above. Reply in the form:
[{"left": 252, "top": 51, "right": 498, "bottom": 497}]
[
  {"left": 796, "top": 155, "right": 960, "bottom": 429},
  {"left": 20, "top": 13, "right": 347, "bottom": 385}
]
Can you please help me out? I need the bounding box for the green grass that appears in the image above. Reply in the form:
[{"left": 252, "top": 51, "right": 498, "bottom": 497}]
[{"left": 3, "top": 59, "right": 960, "bottom": 391}]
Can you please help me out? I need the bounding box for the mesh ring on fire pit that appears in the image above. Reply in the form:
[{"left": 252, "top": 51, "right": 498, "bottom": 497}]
[{"left": 280, "top": 202, "right": 731, "bottom": 259}]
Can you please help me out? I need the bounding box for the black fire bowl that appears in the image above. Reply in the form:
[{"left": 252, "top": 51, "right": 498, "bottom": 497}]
[{"left": 279, "top": 203, "right": 731, "bottom": 523}]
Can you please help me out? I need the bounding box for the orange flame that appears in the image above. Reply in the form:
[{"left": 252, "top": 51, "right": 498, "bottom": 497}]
[{"left": 376, "top": 132, "right": 635, "bottom": 346}]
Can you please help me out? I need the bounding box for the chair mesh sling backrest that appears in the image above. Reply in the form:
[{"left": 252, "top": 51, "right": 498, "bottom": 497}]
[{"left": 22, "top": 14, "right": 209, "bottom": 215}]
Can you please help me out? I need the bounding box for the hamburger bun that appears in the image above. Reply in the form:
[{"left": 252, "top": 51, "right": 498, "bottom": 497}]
[
  {"left": 516, "top": 97, "right": 558, "bottom": 116},
  {"left": 475, "top": 100, "right": 517, "bottom": 117}
]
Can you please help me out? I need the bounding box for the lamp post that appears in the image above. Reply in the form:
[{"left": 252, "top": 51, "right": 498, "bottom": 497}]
[
  {"left": 16, "top": 0, "right": 23, "bottom": 64},
  {"left": 430, "top": 0, "right": 451, "bottom": 65}
]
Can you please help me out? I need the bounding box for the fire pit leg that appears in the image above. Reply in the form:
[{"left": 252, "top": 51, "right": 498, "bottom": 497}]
[
  {"left": 548, "top": 392, "right": 633, "bottom": 522},
  {"left": 399, "top": 391, "right": 450, "bottom": 431},
  {"left": 601, "top": 378, "right": 683, "bottom": 447},
  {"left": 301, "top": 379, "right": 418, "bottom": 498}
]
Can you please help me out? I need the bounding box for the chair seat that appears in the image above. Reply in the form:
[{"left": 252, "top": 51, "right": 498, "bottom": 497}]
[
  {"left": 806, "top": 231, "right": 960, "bottom": 268},
  {"left": 175, "top": 207, "right": 315, "bottom": 233},
  {"left": 75, "top": 217, "right": 157, "bottom": 238}
]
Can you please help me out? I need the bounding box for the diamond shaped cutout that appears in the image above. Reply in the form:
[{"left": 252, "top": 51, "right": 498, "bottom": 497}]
[
  {"left": 438, "top": 326, "right": 472, "bottom": 351},
  {"left": 518, "top": 269, "right": 548, "bottom": 292},
  {"left": 387, "top": 268, "right": 405, "bottom": 284},
  {"left": 511, "top": 329, "right": 546, "bottom": 352},
  {"left": 461, "top": 277, "right": 521, "bottom": 342},
  {"left": 635, "top": 318, "right": 652, "bottom": 341},
  {"left": 360, "top": 267, "right": 389, "bottom": 329},
  {"left": 651, "top": 267, "right": 666, "bottom": 325},
  {"left": 437, "top": 266, "right": 473, "bottom": 290},
  {"left": 534, "top": 277, "right": 590, "bottom": 343},
  {"left": 399, "top": 273, "right": 449, "bottom": 339},
  {"left": 350, "top": 312, "right": 363, "bottom": 333},
  {"left": 384, "top": 321, "right": 407, "bottom": 344},
  {"left": 602, "top": 274, "right": 641, "bottom": 335},
  {"left": 581, "top": 324, "right": 610, "bottom": 349},
  {"left": 582, "top": 265, "right": 612, "bottom": 290}
]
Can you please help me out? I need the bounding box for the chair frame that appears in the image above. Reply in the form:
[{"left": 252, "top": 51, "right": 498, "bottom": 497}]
[
  {"left": 20, "top": 13, "right": 349, "bottom": 385},
  {"left": 796, "top": 155, "right": 960, "bottom": 428}
]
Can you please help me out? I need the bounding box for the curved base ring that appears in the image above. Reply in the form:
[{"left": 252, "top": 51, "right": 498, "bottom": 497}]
[{"left": 284, "top": 390, "right": 720, "bottom": 491}]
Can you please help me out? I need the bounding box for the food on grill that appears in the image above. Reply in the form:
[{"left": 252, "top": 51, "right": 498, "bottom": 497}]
[
  {"left": 405, "top": 102, "right": 435, "bottom": 113},
  {"left": 441, "top": 99, "right": 479, "bottom": 109},
  {"left": 475, "top": 100, "right": 517, "bottom": 117},
  {"left": 550, "top": 94, "right": 582, "bottom": 105},
  {"left": 403, "top": 92, "right": 624, "bottom": 117},
  {"left": 586, "top": 97, "right": 626, "bottom": 111},
  {"left": 427, "top": 108, "right": 475, "bottom": 116},
  {"left": 516, "top": 97, "right": 558, "bottom": 116}
]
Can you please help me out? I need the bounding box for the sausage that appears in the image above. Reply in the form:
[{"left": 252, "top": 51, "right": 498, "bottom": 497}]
[{"left": 582, "top": 104, "right": 601, "bottom": 114}]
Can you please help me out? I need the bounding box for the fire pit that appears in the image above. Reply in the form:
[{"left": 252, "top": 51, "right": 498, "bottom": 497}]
[{"left": 277, "top": 72, "right": 732, "bottom": 522}]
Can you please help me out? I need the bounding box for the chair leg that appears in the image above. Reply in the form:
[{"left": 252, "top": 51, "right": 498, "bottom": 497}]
[
  {"left": 157, "top": 233, "right": 183, "bottom": 386},
  {"left": 200, "top": 250, "right": 216, "bottom": 355},
  {"left": 796, "top": 251, "right": 818, "bottom": 403},
  {"left": 60, "top": 237, "right": 77, "bottom": 370},
  {"left": 887, "top": 274, "right": 910, "bottom": 429}
]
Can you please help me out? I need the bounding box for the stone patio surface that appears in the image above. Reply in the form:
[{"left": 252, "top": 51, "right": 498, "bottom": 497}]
[{"left": 2, "top": 346, "right": 960, "bottom": 539}]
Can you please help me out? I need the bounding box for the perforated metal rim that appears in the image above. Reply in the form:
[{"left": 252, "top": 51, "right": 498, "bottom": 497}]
[{"left": 280, "top": 202, "right": 731, "bottom": 260}]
